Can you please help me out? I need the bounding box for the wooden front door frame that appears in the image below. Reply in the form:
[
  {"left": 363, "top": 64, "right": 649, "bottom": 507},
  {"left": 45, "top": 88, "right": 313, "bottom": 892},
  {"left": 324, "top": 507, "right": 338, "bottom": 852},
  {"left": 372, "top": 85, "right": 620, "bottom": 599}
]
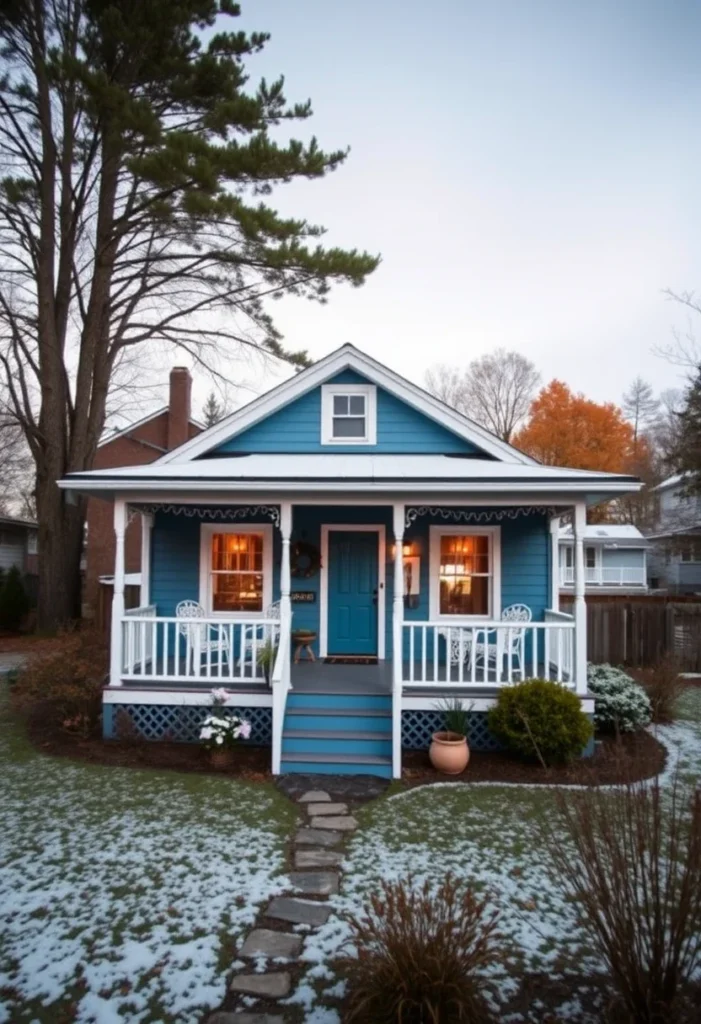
[{"left": 319, "top": 524, "right": 386, "bottom": 659}]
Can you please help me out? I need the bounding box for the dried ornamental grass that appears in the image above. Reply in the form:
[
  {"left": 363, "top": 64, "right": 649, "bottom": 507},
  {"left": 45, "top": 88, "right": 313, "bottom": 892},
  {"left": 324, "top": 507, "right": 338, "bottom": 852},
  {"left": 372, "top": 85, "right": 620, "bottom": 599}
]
[
  {"left": 544, "top": 769, "right": 701, "bottom": 1024},
  {"left": 632, "top": 656, "right": 685, "bottom": 724},
  {"left": 341, "top": 873, "right": 501, "bottom": 1023}
]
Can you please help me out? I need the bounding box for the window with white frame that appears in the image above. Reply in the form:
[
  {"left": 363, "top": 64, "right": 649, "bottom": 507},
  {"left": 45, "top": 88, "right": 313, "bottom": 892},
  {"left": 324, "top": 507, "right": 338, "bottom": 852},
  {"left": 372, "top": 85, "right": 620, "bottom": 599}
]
[
  {"left": 200, "top": 524, "right": 273, "bottom": 614},
  {"left": 429, "top": 526, "right": 500, "bottom": 619},
  {"left": 321, "top": 384, "right": 377, "bottom": 444},
  {"left": 27, "top": 531, "right": 37, "bottom": 555}
]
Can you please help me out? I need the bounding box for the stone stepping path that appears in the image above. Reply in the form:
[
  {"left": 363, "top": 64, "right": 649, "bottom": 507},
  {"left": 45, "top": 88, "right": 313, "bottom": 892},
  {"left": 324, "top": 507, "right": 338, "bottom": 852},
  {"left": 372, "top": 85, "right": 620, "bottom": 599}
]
[{"left": 207, "top": 787, "right": 359, "bottom": 1023}]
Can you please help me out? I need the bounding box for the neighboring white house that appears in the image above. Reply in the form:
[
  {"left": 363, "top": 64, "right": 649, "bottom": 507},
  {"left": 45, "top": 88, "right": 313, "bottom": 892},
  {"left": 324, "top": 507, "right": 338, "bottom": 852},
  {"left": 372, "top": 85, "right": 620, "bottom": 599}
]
[
  {"left": 646, "top": 473, "right": 701, "bottom": 594},
  {"left": 558, "top": 524, "right": 648, "bottom": 594}
]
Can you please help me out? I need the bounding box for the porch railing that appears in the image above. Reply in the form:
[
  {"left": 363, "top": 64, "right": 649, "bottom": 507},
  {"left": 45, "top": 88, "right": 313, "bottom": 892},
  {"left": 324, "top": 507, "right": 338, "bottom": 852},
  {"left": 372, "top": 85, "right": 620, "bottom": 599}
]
[
  {"left": 271, "top": 625, "right": 292, "bottom": 775},
  {"left": 560, "top": 566, "right": 646, "bottom": 587},
  {"left": 120, "top": 614, "right": 278, "bottom": 684},
  {"left": 401, "top": 618, "right": 575, "bottom": 688}
]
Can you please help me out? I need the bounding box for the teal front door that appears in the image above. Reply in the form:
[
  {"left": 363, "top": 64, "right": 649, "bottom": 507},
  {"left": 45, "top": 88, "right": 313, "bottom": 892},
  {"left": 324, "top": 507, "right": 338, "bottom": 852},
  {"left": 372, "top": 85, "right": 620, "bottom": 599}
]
[{"left": 327, "top": 531, "right": 379, "bottom": 655}]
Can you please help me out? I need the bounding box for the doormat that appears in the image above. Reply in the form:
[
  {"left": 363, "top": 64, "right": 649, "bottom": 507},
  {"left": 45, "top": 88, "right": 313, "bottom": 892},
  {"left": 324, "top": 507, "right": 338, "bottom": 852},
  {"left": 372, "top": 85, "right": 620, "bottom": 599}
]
[{"left": 324, "top": 656, "right": 378, "bottom": 665}]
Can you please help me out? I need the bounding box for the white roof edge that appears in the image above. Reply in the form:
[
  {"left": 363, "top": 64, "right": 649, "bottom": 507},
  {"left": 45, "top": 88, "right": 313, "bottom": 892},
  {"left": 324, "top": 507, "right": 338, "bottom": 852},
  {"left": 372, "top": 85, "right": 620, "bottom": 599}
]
[{"left": 155, "top": 344, "right": 538, "bottom": 467}]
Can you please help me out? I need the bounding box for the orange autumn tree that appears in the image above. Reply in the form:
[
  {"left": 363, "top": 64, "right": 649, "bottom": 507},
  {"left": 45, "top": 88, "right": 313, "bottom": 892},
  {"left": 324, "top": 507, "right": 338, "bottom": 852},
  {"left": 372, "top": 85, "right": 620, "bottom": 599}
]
[{"left": 512, "top": 380, "right": 636, "bottom": 472}]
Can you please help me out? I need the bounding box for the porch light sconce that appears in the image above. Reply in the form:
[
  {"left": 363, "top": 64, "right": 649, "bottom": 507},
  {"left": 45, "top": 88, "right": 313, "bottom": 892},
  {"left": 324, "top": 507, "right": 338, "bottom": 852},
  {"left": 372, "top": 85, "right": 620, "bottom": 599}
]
[{"left": 391, "top": 541, "right": 414, "bottom": 558}]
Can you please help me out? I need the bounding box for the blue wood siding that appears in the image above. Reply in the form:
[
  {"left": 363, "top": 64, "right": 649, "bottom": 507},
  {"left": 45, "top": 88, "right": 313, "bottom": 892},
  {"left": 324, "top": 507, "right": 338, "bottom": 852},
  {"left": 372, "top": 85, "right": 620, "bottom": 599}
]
[
  {"left": 209, "top": 370, "right": 481, "bottom": 455},
  {"left": 148, "top": 506, "right": 549, "bottom": 661}
]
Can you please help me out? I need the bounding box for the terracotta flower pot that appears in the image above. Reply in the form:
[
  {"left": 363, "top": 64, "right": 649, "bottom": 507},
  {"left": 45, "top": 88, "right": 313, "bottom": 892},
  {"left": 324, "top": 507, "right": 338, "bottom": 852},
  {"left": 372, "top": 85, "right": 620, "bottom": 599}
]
[
  {"left": 210, "top": 747, "right": 235, "bottom": 769},
  {"left": 429, "top": 731, "right": 470, "bottom": 775}
]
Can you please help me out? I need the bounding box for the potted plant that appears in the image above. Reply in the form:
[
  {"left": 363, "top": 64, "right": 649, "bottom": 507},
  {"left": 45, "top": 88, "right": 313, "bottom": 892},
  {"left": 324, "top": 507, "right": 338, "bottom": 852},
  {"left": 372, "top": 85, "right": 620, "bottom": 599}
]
[
  {"left": 257, "top": 639, "right": 277, "bottom": 684},
  {"left": 429, "top": 697, "right": 471, "bottom": 775},
  {"left": 200, "top": 688, "right": 251, "bottom": 768}
]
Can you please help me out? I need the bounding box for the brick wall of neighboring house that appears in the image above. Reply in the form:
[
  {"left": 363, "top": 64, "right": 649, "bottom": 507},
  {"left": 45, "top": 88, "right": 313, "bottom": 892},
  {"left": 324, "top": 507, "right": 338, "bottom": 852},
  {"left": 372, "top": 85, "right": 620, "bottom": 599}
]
[{"left": 83, "top": 368, "right": 201, "bottom": 619}]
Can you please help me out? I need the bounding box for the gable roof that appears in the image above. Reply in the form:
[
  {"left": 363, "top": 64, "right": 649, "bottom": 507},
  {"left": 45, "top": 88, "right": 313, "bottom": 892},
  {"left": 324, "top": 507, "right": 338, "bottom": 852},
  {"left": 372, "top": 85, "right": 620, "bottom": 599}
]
[
  {"left": 156, "top": 344, "right": 538, "bottom": 466},
  {"left": 98, "top": 406, "right": 203, "bottom": 450},
  {"left": 559, "top": 524, "right": 649, "bottom": 546}
]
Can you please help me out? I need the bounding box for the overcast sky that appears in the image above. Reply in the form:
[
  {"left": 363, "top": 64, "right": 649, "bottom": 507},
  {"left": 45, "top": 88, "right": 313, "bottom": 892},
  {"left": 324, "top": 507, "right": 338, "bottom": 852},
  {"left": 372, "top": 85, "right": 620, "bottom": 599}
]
[{"left": 173, "top": 0, "right": 700, "bottom": 420}]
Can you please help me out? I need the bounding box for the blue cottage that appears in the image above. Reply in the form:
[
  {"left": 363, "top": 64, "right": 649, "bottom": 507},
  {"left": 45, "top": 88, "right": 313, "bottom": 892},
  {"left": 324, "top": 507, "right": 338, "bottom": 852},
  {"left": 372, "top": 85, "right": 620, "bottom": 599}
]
[{"left": 60, "top": 345, "right": 641, "bottom": 777}]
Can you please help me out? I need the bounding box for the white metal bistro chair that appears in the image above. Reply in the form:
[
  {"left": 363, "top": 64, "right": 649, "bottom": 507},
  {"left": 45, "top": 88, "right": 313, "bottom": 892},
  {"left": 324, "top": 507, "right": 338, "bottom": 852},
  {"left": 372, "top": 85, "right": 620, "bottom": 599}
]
[
  {"left": 176, "top": 600, "right": 230, "bottom": 674},
  {"left": 439, "top": 603, "right": 532, "bottom": 681},
  {"left": 237, "top": 600, "right": 282, "bottom": 673}
]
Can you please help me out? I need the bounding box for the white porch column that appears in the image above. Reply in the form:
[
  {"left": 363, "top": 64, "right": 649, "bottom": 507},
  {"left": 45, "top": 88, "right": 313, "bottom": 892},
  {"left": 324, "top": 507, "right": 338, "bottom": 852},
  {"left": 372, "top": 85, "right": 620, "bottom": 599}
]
[
  {"left": 549, "top": 515, "right": 560, "bottom": 613},
  {"left": 110, "top": 499, "right": 127, "bottom": 687},
  {"left": 391, "top": 503, "right": 405, "bottom": 779},
  {"left": 140, "top": 512, "right": 153, "bottom": 607},
  {"left": 573, "top": 501, "right": 588, "bottom": 694},
  {"left": 279, "top": 501, "right": 292, "bottom": 633}
]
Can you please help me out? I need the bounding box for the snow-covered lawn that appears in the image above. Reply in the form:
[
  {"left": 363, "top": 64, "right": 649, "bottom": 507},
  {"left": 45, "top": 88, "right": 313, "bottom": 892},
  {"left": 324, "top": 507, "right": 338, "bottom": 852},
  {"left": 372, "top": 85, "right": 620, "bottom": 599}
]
[
  {"left": 291, "top": 688, "right": 701, "bottom": 1023},
  {"left": 0, "top": 689, "right": 296, "bottom": 1024}
]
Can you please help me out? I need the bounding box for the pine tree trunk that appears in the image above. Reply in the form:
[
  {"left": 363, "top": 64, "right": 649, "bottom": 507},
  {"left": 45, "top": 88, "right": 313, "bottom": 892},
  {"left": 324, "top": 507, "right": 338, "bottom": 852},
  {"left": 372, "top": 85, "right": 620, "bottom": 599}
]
[{"left": 35, "top": 474, "right": 85, "bottom": 630}]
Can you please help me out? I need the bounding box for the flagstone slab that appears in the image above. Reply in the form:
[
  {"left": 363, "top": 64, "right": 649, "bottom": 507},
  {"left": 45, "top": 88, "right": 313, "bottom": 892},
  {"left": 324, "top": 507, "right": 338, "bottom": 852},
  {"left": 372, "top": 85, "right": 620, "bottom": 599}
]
[
  {"left": 305, "top": 802, "right": 348, "bottom": 816},
  {"left": 265, "top": 896, "right": 332, "bottom": 927},
  {"left": 309, "top": 815, "right": 358, "bottom": 831},
  {"left": 230, "top": 972, "right": 291, "bottom": 998},
  {"left": 239, "top": 928, "right": 302, "bottom": 959},
  {"left": 297, "top": 790, "right": 331, "bottom": 803},
  {"left": 295, "top": 827, "right": 343, "bottom": 847},
  {"left": 288, "top": 870, "right": 339, "bottom": 896},
  {"left": 294, "top": 848, "right": 344, "bottom": 869}
]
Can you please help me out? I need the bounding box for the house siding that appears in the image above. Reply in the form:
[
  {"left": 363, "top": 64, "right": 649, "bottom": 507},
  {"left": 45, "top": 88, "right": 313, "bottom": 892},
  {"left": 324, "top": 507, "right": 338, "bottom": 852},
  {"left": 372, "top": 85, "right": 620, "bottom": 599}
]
[
  {"left": 210, "top": 370, "right": 481, "bottom": 456},
  {"left": 148, "top": 506, "right": 550, "bottom": 659},
  {"left": 602, "top": 548, "right": 646, "bottom": 570}
]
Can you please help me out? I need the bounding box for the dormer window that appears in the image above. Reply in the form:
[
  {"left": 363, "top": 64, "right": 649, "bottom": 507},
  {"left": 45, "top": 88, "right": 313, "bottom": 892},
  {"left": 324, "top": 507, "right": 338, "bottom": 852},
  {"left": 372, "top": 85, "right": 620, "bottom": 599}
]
[{"left": 321, "top": 384, "right": 376, "bottom": 445}]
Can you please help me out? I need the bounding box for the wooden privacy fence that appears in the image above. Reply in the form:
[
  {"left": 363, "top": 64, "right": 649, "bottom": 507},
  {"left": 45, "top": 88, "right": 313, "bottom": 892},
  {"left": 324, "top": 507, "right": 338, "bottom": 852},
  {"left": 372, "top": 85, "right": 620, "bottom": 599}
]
[{"left": 562, "top": 598, "right": 701, "bottom": 671}]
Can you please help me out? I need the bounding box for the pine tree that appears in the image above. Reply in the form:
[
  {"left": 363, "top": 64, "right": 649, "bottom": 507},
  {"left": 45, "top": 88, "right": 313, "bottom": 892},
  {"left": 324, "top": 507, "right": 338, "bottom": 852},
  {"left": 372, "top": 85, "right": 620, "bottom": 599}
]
[
  {"left": 203, "top": 391, "right": 224, "bottom": 428},
  {"left": 0, "top": 1, "right": 379, "bottom": 628},
  {"left": 668, "top": 367, "right": 701, "bottom": 495}
]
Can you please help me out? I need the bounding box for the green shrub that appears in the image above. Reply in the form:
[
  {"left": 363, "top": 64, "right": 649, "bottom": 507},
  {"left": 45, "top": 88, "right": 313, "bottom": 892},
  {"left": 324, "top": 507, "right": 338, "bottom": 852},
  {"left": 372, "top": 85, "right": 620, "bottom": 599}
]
[
  {"left": 587, "top": 664, "right": 652, "bottom": 733},
  {"left": 12, "top": 628, "right": 107, "bottom": 737},
  {"left": 341, "top": 874, "right": 500, "bottom": 1023},
  {"left": 0, "top": 565, "right": 30, "bottom": 631},
  {"left": 488, "top": 679, "right": 593, "bottom": 765}
]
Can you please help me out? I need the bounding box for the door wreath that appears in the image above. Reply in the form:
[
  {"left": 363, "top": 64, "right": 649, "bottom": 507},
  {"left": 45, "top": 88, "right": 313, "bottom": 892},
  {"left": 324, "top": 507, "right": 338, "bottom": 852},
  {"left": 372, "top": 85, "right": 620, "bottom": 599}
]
[{"left": 290, "top": 540, "right": 321, "bottom": 578}]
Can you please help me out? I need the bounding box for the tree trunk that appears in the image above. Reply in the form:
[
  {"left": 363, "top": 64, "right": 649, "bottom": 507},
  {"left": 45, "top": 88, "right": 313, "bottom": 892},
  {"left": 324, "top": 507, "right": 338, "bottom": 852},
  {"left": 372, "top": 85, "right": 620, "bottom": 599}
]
[{"left": 35, "top": 474, "right": 85, "bottom": 630}]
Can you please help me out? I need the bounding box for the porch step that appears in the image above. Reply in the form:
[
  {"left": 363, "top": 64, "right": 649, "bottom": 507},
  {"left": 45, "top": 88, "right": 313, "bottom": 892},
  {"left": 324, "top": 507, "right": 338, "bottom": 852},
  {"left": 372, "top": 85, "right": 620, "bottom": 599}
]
[
  {"left": 287, "top": 692, "right": 391, "bottom": 711},
  {"left": 285, "top": 709, "right": 391, "bottom": 732},
  {"left": 282, "top": 730, "right": 392, "bottom": 757},
  {"left": 280, "top": 752, "right": 393, "bottom": 778}
]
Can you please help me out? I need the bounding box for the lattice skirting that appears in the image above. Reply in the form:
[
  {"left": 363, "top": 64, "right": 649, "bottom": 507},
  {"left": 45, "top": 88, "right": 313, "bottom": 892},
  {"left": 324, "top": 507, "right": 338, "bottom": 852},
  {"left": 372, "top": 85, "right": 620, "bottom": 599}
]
[
  {"left": 103, "top": 704, "right": 272, "bottom": 744},
  {"left": 401, "top": 710, "right": 503, "bottom": 751}
]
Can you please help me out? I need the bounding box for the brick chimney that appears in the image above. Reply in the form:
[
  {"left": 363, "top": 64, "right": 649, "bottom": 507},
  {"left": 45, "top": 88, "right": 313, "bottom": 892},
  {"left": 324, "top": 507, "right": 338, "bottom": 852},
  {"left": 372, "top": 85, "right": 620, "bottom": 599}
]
[{"left": 167, "top": 366, "right": 192, "bottom": 450}]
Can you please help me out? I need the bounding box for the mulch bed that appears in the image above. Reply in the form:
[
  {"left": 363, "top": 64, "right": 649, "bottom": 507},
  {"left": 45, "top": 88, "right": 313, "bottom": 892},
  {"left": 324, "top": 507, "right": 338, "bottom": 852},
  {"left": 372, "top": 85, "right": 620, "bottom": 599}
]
[
  {"left": 25, "top": 710, "right": 273, "bottom": 781},
  {"left": 401, "top": 729, "right": 667, "bottom": 787}
]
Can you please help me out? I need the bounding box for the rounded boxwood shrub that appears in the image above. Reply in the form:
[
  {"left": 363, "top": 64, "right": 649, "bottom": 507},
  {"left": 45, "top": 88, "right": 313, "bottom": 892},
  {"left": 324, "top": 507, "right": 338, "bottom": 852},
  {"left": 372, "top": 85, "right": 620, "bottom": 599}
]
[
  {"left": 488, "top": 679, "right": 593, "bottom": 765},
  {"left": 587, "top": 663, "right": 652, "bottom": 733}
]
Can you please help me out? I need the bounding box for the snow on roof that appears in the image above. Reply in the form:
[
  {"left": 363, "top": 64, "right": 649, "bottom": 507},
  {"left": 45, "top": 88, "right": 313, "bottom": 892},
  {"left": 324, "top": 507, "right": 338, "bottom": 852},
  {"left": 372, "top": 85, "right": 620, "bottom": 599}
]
[
  {"left": 655, "top": 472, "right": 688, "bottom": 491},
  {"left": 59, "top": 453, "right": 641, "bottom": 499},
  {"left": 559, "top": 524, "right": 648, "bottom": 544}
]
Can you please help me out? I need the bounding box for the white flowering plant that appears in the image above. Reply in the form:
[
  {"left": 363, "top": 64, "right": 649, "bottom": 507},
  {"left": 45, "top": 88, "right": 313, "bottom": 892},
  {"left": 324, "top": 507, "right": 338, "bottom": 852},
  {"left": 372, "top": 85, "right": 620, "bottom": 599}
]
[
  {"left": 587, "top": 663, "right": 652, "bottom": 733},
  {"left": 199, "top": 712, "right": 252, "bottom": 750}
]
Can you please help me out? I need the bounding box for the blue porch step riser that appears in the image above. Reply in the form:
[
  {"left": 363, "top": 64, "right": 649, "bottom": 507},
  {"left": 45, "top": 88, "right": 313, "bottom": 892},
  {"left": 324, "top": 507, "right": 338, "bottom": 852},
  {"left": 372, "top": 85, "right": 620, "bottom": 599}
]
[
  {"left": 280, "top": 760, "right": 392, "bottom": 778},
  {"left": 286, "top": 693, "right": 391, "bottom": 711},
  {"left": 282, "top": 736, "right": 392, "bottom": 756},
  {"left": 285, "top": 713, "right": 391, "bottom": 732}
]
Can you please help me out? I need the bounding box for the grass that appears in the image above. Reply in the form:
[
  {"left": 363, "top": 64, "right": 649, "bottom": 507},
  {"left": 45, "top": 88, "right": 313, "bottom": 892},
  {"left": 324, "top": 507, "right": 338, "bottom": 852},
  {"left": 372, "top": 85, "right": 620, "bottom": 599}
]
[
  {"left": 292, "top": 683, "right": 701, "bottom": 1021},
  {"left": 0, "top": 684, "right": 296, "bottom": 1023}
]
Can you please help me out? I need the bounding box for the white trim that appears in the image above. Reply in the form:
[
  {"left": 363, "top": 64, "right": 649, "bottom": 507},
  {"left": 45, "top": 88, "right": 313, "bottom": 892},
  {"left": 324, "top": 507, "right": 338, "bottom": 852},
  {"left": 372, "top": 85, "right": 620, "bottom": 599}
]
[
  {"left": 319, "top": 524, "right": 386, "bottom": 659},
  {"left": 320, "top": 383, "right": 377, "bottom": 445},
  {"left": 198, "top": 523, "right": 273, "bottom": 617},
  {"left": 428, "top": 524, "right": 502, "bottom": 622},
  {"left": 154, "top": 344, "right": 537, "bottom": 466},
  {"left": 104, "top": 688, "right": 273, "bottom": 707},
  {"left": 401, "top": 694, "right": 595, "bottom": 713}
]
